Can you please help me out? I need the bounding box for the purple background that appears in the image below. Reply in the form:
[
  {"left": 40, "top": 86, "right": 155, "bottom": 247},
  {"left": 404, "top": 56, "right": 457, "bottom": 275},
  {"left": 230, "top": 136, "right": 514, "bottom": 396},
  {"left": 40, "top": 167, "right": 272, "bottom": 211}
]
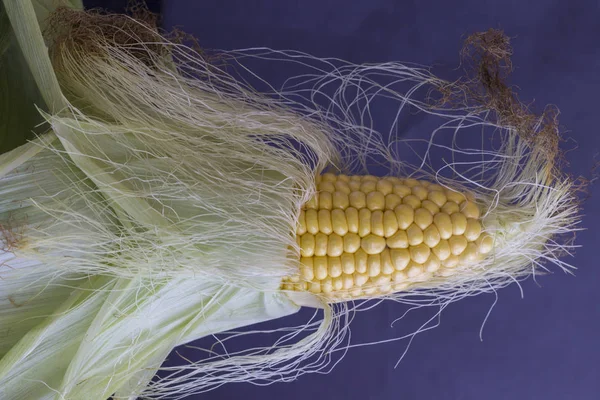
[{"left": 91, "top": 1, "right": 600, "bottom": 399}]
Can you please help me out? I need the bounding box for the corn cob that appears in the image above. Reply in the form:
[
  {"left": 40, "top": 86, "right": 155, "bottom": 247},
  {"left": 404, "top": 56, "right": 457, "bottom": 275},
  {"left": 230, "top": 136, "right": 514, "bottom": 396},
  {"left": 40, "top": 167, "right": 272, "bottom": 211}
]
[{"left": 282, "top": 173, "right": 494, "bottom": 301}]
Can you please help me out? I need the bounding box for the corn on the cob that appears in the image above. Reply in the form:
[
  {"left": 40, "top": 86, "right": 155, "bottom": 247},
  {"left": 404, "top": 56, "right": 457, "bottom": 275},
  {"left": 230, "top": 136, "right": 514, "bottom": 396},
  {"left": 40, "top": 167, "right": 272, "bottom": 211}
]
[
  {"left": 0, "top": 4, "right": 581, "bottom": 398},
  {"left": 283, "top": 173, "right": 493, "bottom": 301}
]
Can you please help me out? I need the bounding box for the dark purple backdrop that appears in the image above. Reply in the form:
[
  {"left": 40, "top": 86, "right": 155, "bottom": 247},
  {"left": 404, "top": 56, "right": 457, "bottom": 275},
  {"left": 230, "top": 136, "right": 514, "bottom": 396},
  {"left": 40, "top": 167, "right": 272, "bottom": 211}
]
[{"left": 95, "top": 1, "right": 600, "bottom": 399}]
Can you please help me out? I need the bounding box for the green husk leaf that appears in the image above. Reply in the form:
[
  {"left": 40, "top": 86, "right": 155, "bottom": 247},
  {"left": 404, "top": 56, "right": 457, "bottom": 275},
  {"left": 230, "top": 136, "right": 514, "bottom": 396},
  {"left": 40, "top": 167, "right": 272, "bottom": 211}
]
[
  {"left": 0, "top": 0, "right": 82, "bottom": 155},
  {"left": 0, "top": 5, "right": 9, "bottom": 58},
  {"left": 0, "top": 3, "right": 48, "bottom": 154},
  {"left": 2, "top": 0, "right": 65, "bottom": 113}
]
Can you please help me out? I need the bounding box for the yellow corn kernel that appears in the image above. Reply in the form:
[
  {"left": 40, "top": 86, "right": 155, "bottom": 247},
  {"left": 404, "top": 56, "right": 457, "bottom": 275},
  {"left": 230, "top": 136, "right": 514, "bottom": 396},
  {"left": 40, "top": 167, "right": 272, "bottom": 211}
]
[
  {"left": 332, "top": 276, "right": 344, "bottom": 291},
  {"left": 320, "top": 191, "right": 333, "bottom": 210},
  {"left": 337, "top": 174, "right": 350, "bottom": 182},
  {"left": 411, "top": 185, "right": 429, "bottom": 200},
  {"left": 433, "top": 212, "right": 453, "bottom": 240},
  {"left": 361, "top": 234, "right": 386, "bottom": 255},
  {"left": 393, "top": 184, "right": 411, "bottom": 197},
  {"left": 441, "top": 201, "right": 460, "bottom": 215},
  {"left": 460, "top": 200, "right": 480, "bottom": 219},
  {"left": 424, "top": 254, "right": 441, "bottom": 273},
  {"left": 358, "top": 208, "right": 372, "bottom": 237},
  {"left": 354, "top": 271, "right": 369, "bottom": 286},
  {"left": 428, "top": 190, "right": 447, "bottom": 207},
  {"left": 328, "top": 256, "right": 343, "bottom": 278},
  {"left": 379, "top": 282, "right": 393, "bottom": 295},
  {"left": 371, "top": 210, "right": 384, "bottom": 236},
  {"left": 360, "top": 180, "right": 377, "bottom": 193},
  {"left": 300, "top": 234, "right": 315, "bottom": 257},
  {"left": 404, "top": 178, "right": 420, "bottom": 187},
  {"left": 327, "top": 233, "right": 344, "bottom": 257},
  {"left": 294, "top": 281, "right": 308, "bottom": 291},
  {"left": 300, "top": 257, "right": 315, "bottom": 280},
  {"left": 442, "top": 254, "right": 459, "bottom": 268},
  {"left": 394, "top": 204, "right": 414, "bottom": 230},
  {"left": 343, "top": 232, "right": 361, "bottom": 253},
  {"left": 412, "top": 271, "right": 432, "bottom": 283},
  {"left": 355, "top": 248, "right": 368, "bottom": 273},
  {"left": 314, "top": 232, "right": 328, "bottom": 256},
  {"left": 464, "top": 218, "right": 482, "bottom": 242},
  {"left": 318, "top": 181, "right": 336, "bottom": 192},
  {"left": 421, "top": 199, "right": 440, "bottom": 215},
  {"left": 317, "top": 209, "right": 332, "bottom": 234},
  {"left": 314, "top": 256, "right": 328, "bottom": 280},
  {"left": 376, "top": 179, "right": 394, "bottom": 195},
  {"left": 362, "top": 175, "right": 378, "bottom": 182},
  {"left": 410, "top": 243, "right": 431, "bottom": 264},
  {"left": 321, "top": 172, "right": 337, "bottom": 182},
  {"left": 372, "top": 274, "right": 390, "bottom": 287},
  {"left": 363, "top": 285, "right": 378, "bottom": 296},
  {"left": 476, "top": 234, "right": 494, "bottom": 254},
  {"left": 297, "top": 210, "right": 307, "bottom": 235},
  {"left": 349, "top": 179, "right": 361, "bottom": 191},
  {"left": 459, "top": 242, "right": 479, "bottom": 263},
  {"left": 305, "top": 193, "right": 319, "bottom": 209},
  {"left": 333, "top": 191, "right": 350, "bottom": 209},
  {"left": 345, "top": 207, "right": 359, "bottom": 233},
  {"left": 308, "top": 281, "right": 321, "bottom": 293},
  {"left": 381, "top": 249, "right": 395, "bottom": 274},
  {"left": 306, "top": 209, "right": 319, "bottom": 234},
  {"left": 367, "top": 254, "right": 381, "bottom": 277},
  {"left": 366, "top": 191, "right": 386, "bottom": 211},
  {"left": 406, "top": 224, "right": 424, "bottom": 246},
  {"left": 383, "top": 210, "right": 399, "bottom": 237},
  {"left": 432, "top": 239, "right": 451, "bottom": 261},
  {"left": 448, "top": 235, "right": 468, "bottom": 256},
  {"left": 414, "top": 208, "right": 433, "bottom": 230},
  {"left": 342, "top": 274, "right": 354, "bottom": 289},
  {"left": 385, "top": 193, "right": 402, "bottom": 209},
  {"left": 341, "top": 253, "right": 355, "bottom": 274},
  {"left": 429, "top": 184, "right": 445, "bottom": 191},
  {"left": 390, "top": 248, "right": 410, "bottom": 271},
  {"left": 450, "top": 212, "right": 467, "bottom": 235},
  {"left": 445, "top": 189, "right": 466, "bottom": 204},
  {"left": 321, "top": 277, "right": 333, "bottom": 293},
  {"left": 406, "top": 263, "right": 425, "bottom": 279},
  {"left": 423, "top": 224, "right": 441, "bottom": 248},
  {"left": 386, "top": 230, "right": 409, "bottom": 248},
  {"left": 331, "top": 209, "right": 349, "bottom": 236},
  {"left": 334, "top": 180, "right": 351, "bottom": 194},
  {"left": 349, "top": 191, "right": 367, "bottom": 208},
  {"left": 392, "top": 270, "right": 407, "bottom": 283},
  {"left": 392, "top": 282, "right": 408, "bottom": 292},
  {"left": 402, "top": 194, "right": 421, "bottom": 209}
]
